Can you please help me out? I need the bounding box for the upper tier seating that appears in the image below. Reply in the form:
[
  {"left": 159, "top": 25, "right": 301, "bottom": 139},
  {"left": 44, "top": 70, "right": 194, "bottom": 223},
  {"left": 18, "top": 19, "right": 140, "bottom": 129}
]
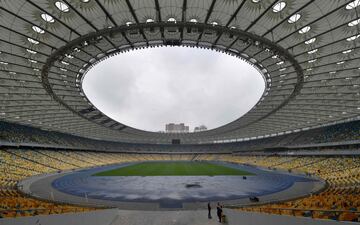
[{"left": 1, "top": 120, "right": 359, "bottom": 152}]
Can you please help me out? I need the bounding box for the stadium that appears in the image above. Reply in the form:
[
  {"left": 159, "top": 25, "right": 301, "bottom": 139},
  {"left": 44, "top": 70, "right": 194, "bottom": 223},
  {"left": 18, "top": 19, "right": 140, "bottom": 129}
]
[{"left": 0, "top": 0, "right": 359, "bottom": 224}]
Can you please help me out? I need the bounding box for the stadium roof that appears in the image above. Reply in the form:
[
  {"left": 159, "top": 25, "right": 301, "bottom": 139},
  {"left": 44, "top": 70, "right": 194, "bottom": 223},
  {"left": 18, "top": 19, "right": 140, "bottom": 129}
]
[{"left": 0, "top": 0, "right": 359, "bottom": 144}]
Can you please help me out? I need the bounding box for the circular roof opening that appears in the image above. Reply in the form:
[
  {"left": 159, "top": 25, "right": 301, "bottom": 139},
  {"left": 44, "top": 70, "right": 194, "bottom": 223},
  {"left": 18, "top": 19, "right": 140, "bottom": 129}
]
[{"left": 82, "top": 47, "right": 265, "bottom": 132}]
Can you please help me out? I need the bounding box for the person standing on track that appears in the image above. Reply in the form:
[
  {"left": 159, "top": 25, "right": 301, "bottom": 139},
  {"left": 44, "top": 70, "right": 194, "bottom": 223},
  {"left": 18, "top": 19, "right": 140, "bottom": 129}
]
[
  {"left": 208, "top": 202, "right": 212, "bottom": 219},
  {"left": 216, "top": 202, "right": 223, "bottom": 223}
]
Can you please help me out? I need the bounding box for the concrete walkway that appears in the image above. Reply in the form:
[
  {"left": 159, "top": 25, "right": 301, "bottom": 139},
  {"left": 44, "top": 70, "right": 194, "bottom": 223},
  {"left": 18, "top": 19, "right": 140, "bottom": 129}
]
[
  {"left": 112, "top": 209, "right": 222, "bottom": 225},
  {"left": 0, "top": 209, "right": 353, "bottom": 225}
]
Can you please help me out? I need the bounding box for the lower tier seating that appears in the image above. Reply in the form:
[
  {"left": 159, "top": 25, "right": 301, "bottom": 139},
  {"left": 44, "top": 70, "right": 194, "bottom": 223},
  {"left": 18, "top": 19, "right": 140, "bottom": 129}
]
[
  {"left": 0, "top": 149, "right": 359, "bottom": 222},
  {"left": 223, "top": 155, "right": 360, "bottom": 222}
]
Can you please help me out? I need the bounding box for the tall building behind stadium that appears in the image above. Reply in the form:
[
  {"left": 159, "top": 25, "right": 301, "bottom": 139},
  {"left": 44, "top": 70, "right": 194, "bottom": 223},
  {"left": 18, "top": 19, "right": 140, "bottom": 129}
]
[
  {"left": 165, "top": 123, "right": 190, "bottom": 133},
  {"left": 0, "top": 0, "right": 359, "bottom": 225}
]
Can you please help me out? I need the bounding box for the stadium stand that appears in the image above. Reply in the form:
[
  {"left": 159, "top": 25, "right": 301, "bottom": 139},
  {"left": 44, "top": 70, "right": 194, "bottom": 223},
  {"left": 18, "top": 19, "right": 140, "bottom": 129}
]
[
  {"left": 1, "top": 146, "right": 359, "bottom": 221},
  {"left": 0, "top": 149, "right": 95, "bottom": 218},
  {"left": 0, "top": 1, "right": 359, "bottom": 224},
  {"left": 0, "top": 145, "right": 203, "bottom": 218},
  {"left": 226, "top": 156, "right": 360, "bottom": 222},
  {"left": 0, "top": 120, "right": 359, "bottom": 221},
  {"left": 1, "top": 120, "right": 359, "bottom": 152}
]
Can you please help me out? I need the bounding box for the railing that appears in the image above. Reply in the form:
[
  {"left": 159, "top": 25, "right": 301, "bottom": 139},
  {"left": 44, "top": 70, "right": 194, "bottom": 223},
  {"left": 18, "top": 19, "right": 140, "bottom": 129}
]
[
  {"left": 234, "top": 206, "right": 360, "bottom": 222},
  {"left": 0, "top": 207, "right": 94, "bottom": 218}
]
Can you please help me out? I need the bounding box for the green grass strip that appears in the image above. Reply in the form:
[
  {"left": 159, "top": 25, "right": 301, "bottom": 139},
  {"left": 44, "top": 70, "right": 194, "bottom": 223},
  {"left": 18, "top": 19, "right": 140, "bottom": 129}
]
[{"left": 93, "top": 161, "right": 254, "bottom": 176}]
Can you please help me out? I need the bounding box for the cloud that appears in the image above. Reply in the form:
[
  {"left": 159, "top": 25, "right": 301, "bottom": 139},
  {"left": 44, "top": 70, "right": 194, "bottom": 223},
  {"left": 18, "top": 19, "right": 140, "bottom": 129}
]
[{"left": 82, "top": 47, "right": 265, "bottom": 132}]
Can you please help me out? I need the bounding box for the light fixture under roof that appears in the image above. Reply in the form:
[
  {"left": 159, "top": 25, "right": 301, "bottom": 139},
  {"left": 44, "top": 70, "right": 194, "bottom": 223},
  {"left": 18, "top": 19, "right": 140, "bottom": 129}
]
[
  {"left": 32, "top": 26, "right": 45, "bottom": 34},
  {"left": 65, "top": 54, "right": 74, "bottom": 59},
  {"left": 55, "top": 1, "right": 69, "bottom": 12},
  {"left": 252, "top": 0, "right": 261, "bottom": 3},
  {"left": 28, "top": 38, "right": 39, "bottom": 45},
  {"left": 308, "top": 59, "right": 317, "bottom": 63},
  {"left": 348, "top": 19, "right": 360, "bottom": 27},
  {"left": 26, "top": 49, "right": 37, "bottom": 54},
  {"left": 146, "top": 18, "right": 154, "bottom": 23},
  {"left": 276, "top": 61, "right": 284, "bottom": 65},
  {"left": 273, "top": 2, "right": 286, "bottom": 13},
  {"left": 337, "top": 61, "right": 345, "bottom": 65},
  {"left": 307, "top": 49, "right": 318, "bottom": 54},
  {"left": 126, "top": 21, "right": 134, "bottom": 26},
  {"left": 288, "top": 13, "right": 301, "bottom": 24},
  {"left": 342, "top": 49, "right": 353, "bottom": 54},
  {"left": 190, "top": 19, "right": 198, "bottom": 23},
  {"left": 305, "top": 38, "right": 316, "bottom": 44},
  {"left": 346, "top": 34, "right": 360, "bottom": 41},
  {"left": 299, "top": 26, "right": 311, "bottom": 34},
  {"left": 346, "top": 0, "right": 360, "bottom": 10},
  {"left": 41, "top": 13, "right": 55, "bottom": 23},
  {"left": 167, "top": 18, "right": 176, "bottom": 22}
]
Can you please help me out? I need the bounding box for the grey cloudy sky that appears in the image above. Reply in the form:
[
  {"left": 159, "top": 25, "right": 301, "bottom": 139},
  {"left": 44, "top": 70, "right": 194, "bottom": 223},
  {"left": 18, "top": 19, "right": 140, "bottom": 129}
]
[{"left": 82, "top": 47, "right": 265, "bottom": 132}]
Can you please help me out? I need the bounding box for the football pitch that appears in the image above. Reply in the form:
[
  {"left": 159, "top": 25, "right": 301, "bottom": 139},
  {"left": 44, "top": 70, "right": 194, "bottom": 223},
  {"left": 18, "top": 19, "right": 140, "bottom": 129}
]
[{"left": 93, "top": 161, "right": 254, "bottom": 176}]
